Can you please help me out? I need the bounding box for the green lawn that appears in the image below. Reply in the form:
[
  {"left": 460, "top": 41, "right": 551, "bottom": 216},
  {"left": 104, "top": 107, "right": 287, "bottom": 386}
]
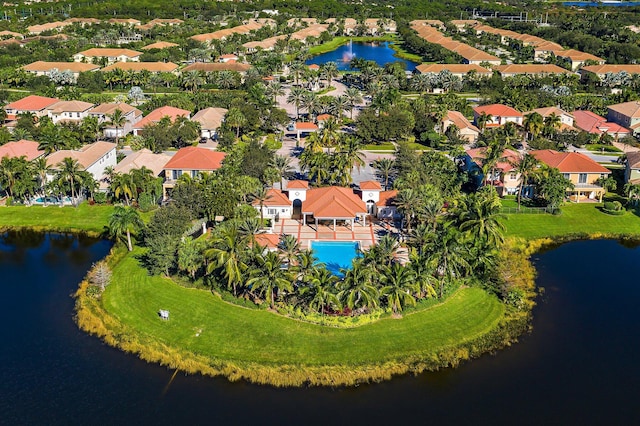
[
  {"left": 503, "top": 203, "right": 640, "bottom": 240},
  {"left": 102, "top": 251, "right": 504, "bottom": 366},
  {"left": 0, "top": 203, "right": 116, "bottom": 234}
]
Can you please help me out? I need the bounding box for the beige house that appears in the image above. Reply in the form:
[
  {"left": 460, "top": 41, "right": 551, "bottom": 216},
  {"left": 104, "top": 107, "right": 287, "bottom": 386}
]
[
  {"left": 551, "top": 49, "right": 605, "bottom": 71},
  {"left": 607, "top": 101, "right": 640, "bottom": 136},
  {"left": 73, "top": 48, "right": 142, "bottom": 64},
  {"left": 473, "top": 104, "right": 523, "bottom": 128},
  {"left": 46, "top": 141, "right": 117, "bottom": 181},
  {"left": 100, "top": 61, "right": 179, "bottom": 74},
  {"left": 414, "top": 63, "right": 491, "bottom": 79},
  {"left": 141, "top": 41, "right": 179, "bottom": 50},
  {"left": 46, "top": 100, "right": 94, "bottom": 124},
  {"left": 493, "top": 64, "right": 573, "bottom": 78},
  {"left": 625, "top": 151, "right": 640, "bottom": 184},
  {"left": 531, "top": 149, "right": 610, "bottom": 202},
  {"left": 87, "top": 103, "right": 142, "bottom": 139},
  {"left": 442, "top": 110, "right": 480, "bottom": 142},
  {"left": 162, "top": 146, "right": 226, "bottom": 199},
  {"left": 191, "top": 107, "right": 228, "bottom": 140},
  {"left": 465, "top": 148, "right": 524, "bottom": 196},
  {"left": 113, "top": 148, "right": 171, "bottom": 176},
  {"left": 526, "top": 106, "right": 576, "bottom": 131},
  {"left": 27, "top": 21, "right": 69, "bottom": 35},
  {"left": 181, "top": 62, "right": 251, "bottom": 74},
  {"left": 22, "top": 61, "right": 100, "bottom": 81}
]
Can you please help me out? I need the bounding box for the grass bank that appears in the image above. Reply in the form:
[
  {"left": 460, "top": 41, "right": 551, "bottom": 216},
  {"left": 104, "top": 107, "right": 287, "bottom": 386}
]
[
  {"left": 0, "top": 204, "right": 116, "bottom": 236},
  {"left": 73, "top": 247, "right": 521, "bottom": 387}
]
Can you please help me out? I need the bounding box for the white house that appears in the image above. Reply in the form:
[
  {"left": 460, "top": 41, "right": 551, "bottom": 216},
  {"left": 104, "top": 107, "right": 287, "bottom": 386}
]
[
  {"left": 87, "top": 102, "right": 142, "bottom": 139},
  {"left": 46, "top": 100, "right": 94, "bottom": 124},
  {"left": 46, "top": 141, "right": 117, "bottom": 181},
  {"left": 252, "top": 188, "right": 293, "bottom": 221}
]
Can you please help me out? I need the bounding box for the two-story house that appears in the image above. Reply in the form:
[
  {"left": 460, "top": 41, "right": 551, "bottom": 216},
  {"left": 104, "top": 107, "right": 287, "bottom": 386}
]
[
  {"left": 573, "top": 110, "right": 630, "bottom": 139},
  {"left": 132, "top": 106, "right": 191, "bottom": 136},
  {"left": 607, "top": 101, "right": 640, "bottom": 136},
  {"left": 191, "top": 107, "right": 228, "bottom": 140},
  {"left": 73, "top": 48, "right": 142, "bottom": 64},
  {"left": 4, "top": 95, "right": 59, "bottom": 120},
  {"left": 464, "top": 148, "right": 526, "bottom": 197},
  {"left": 87, "top": 103, "right": 142, "bottom": 139},
  {"left": 531, "top": 149, "right": 610, "bottom": 202},
  {"left": 162, "top": 146, "right": 226, "bottom": 199},
  {"left": 624, "top": 151, "right": 640, "bottom": 185},
  {"left": 46, "top": 141, "right": 117, "bottom": 182},
  {"left": 46, "top": 100, "right": 94, "bottom": 124},
  {"left": 473, "top": 104, "right": 523, "bottom": 129}
]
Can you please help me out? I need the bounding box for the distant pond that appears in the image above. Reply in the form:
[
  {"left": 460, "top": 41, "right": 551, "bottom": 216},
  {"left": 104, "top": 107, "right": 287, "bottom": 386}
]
[
  {"left": 306, "top": 41, "right": 418, "bottom": 71},
  {"left": 2, "top": 234, "right": 640, "bottom": 425}
]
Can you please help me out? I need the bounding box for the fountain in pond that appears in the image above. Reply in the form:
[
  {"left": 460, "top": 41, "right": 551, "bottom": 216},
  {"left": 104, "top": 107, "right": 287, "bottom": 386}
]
[{"left": 342, "top": 39, "right": 355, "bottom": 65}]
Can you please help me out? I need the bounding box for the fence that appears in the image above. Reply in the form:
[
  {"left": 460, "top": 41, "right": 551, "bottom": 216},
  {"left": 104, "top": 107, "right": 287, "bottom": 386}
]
[{"left": 501, "top": 206, "right": 555, "bottom": 214}]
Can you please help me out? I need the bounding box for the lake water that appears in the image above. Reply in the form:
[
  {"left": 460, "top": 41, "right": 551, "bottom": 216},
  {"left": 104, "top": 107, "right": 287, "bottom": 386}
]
[
  {"left": 563, "top": 1, "right": 640, "bottom": 6},
  {"left": 306, "top": 41, "right": 418, "bottom": 71},
  {"left": 2, "top": 233, "right": 639, "bottom": 425}
]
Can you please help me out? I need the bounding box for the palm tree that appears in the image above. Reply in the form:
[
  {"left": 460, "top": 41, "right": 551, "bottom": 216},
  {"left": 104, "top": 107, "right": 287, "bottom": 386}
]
[
  {"left": 265, "top": 81, "right": 285, "bottom": 105},
  {"left": 345, "top": 87, "right": 363, "bottom": 119},
  {"left": 522, "top": 112, "right": 544, "bottom": 142},
  {"left": 56, "top": 157, "right": 82, "bottom": 203},
  {"left": 425, "top": 225, "right": 470, "bottom": 298},
  {"left": 373, "top": 158, "right": 394, "bottom": 190},
  {"left": 543, "top": 112, "right": 562, "bottom": 137},
  {"left": 337, "top": 258, "right": 379, "bottom": 311},
  {"left": 408, "top": 249, "right": 437, "bottom": 299},
  {"left": 271, "top": 155, "right": 294, "bottom": 190},
  {"left": 215, "top": 70, "right": 237, "bottom": 89},
  {"left": 180, "top": 71, "right": 204, "bottom": 92},
  {"left": 624, "top": 182, "right": 640, "bottom": 207},
  {"left": 287, "top": 86, "right": 306, "bottom": 120},
  {"left": 371, "top": 234, "right": 399, "bottom": 267},
  {"left": 110, "top": 172, "right": 136, "bottom": 205},
  {"left": 225, "top": 107, "right": 247, "bottom": 138},
  {"left": 512, "top": 153, "right": 539, "bottom": 210},
  {"left": 279, "top": 234, "right": 300, "bottom": 267},
  {"left": 457, "top": 189, "right": 506, "bottom": 249},
  {"left": 33, "top": 157, "right": 51, "bottom": 198},
  {"left": 301, "top": 90, "right": 321, "bottom": 121},
  {"left": 475, "top": 112, "right": 490, "bottom": 132},
  {"left": 250, "top": 186, "right": 271, "bottom": 225},
  {"left": 320, "top": 61, "right": 339, "bottom": 88},
  {"left": 380, "top": 263, "right": 418, "bottom": 314},
  {"left": 289, "top": 61, "right": 305, "bottom": 86},
  {"left": 0, "top": 156, "right": 23, "bottom": 198},
  {"left": 108, "top": 206, "right": 143, "bottom": 251},
  {"left": 300, "top": 267, "right": 340, "bottom": 315},
  {"left": 108, "top": 108, "right": 127, "bottom": 147},
  {"left": 205, "top": 227, "right": 248, "bottom": 296},
  {"left": 177, "top": 237, "right": 203, "bottom": 280},
  {"left": 329, "top": 96, "right": 349, "bottom": 121},
  {"left": 394, "top": 188, "right": 419, "bottom": 233},
  {"left": 246, "top": 251, "right": 293, "bottom": 309},
  {"left": 339, "top": 137, "right": 365, "bottom": 173}
]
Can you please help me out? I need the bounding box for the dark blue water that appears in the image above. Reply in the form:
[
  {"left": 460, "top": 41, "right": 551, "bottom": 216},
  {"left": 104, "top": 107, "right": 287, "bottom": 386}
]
[
  {"left": 564, "top": 1, "right": 640, "bottom": 6},
  {"left": 306, "top": 41, "right": 417, "bottom": 71},
  {"left": 1, "top": 234, "right": 639, "bottom": 425}
]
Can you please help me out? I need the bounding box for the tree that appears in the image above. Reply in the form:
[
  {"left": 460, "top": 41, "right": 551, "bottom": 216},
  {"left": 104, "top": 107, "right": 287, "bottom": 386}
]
[
  {"left": 225, "top": 107, "right": 247, "bottom": 138},
  {"left": 0, "top": 156, "right": 34, "bottom": 200},
  {"left": 624, "top": 182, "right": 640, "bottom": 207},
  {"left": 287, "top": 86, "right": 306, "bottom": 120},
  {"left": 457, "top": 188, "right": 506, "bottom": 250},
  {"left": 373, "top": 158, "right": 395, "bottom": 190},
  {"left": 205, "top": 227, "right": 248, "bottom": 296},
  {"left": 271, "top": 154, "right": 294, "bottom": 190},
  {"left": 246, "top": 251, "right": 293, "bottom": 309},
  {"left": 88, "top": 260, "right": 112, "bottom": 291},
  {"left": 380, "top": 263, "right": 418, "bottom": 314},
  {"left": 178, "top": 237, "right": 204, "bottom": 280},
  {"left": 320, "top": 61, "right": 339, "bottom": 88},
  {"left": 345, "top": 87, "right": 363, "bottom": 119},
  {"left": 299, "top": 267, "right": 340, "bottom": 315},
  {"left": 110, "top": 172, "right": 136, "bottom": 205},
  {"left": 425, "top": 225, "right": 470, "bottom": 298},
  {"left": 512, "top": 153, "right": 539, "bottom": 210},
  {"left": 56, "top": 157, "right": 82, "bottom": 202},
  {"left": 279, "top": 234, "right": 300, "bottom": 266},
  {"left": 337, "top": 259, "right": 379, "bottom": 311},
  {"left": 523, "top": 112, "right": 544, "bottom": 142},
  {"left": 250, "top": 185, "right": 271, "bottom": 225},
  {"left": 536, "top": 165, "right": 573, "bottom": 211},
  {"left": 108, "top": 206, "right": 143, "bottom": 252},
  {"left": 108, "top": 108, "right": 127, "bottom": 146}
]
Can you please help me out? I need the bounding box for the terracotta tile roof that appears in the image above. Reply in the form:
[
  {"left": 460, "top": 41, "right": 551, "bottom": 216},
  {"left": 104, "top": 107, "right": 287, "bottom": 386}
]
[
  {"left": 316, "top": 114, "right": 332, "bottom": 121},
  {"left": 295, "top": 122, "right": 318, "bottom": 131},
  {"left": 147, "top": 18, "right": 183, "bottom": 25},
  {"left": 88, "top": 102, "right": 141, "bottom": 117},
  {"left": 191, "top": 107, "right": 228, "bottom": 130},
  {"left": 243, "top": 35, "right": 286, "bottom": 50},
  {"left": 626, "top": 151, "right": 640, "bottom": 169},
  {"left": 607, "top": 101, "right": 640, "bottom": 119},
  {"left": 101, "top": 61, "right": 179, "bottom": 73},
  {"left": 23, "top": 61, "right": 99, "bottom": 73},
  {"left": 444, "top": 110, "right": 480, "bottom": 132},
  {"left": 27, "top": 21, "right": 69, "bottom": 34},
  {"left": 528, "top": 106, "right": 573, "bottom": 119},
  {"left": 219, "top": 54, "right": 238, "bottom": 59},
  {"left": 376, "top": 190, "right": 397, "bottom": 207},
  {"left": 0, "top": 30, "right": 23, "bottom": 38},
  {"left": 308, "top": 64, "right": 320, "bottom": 70},
  {"left": 473, "top": 104, "right": 522, "bottom": 117},
  {"left": 466, "top": 147, "right": 520, "bottom": 172},
  {"left": 64, "top": 18, "right": 100, "bottom": 24},
  {"left": 5, "top": 95, "right": 59, "bottom": 112},
  {"left": 113, "top": 148, "right": 171, "bottom": 176},
  {"left": 141, "top": 41, "right": 179, "bottom": 50},
  {"left": 494, "top": 64, "right": 572, "bottom": 75},
  {"left": 552, "top": 49, "right": 603, "bottom": 62},
  {"left": 107, "top": 18, "right": 141, "bottom": 25},
  {"left": 359, "top": 180, "right": 382, "bottom": 190},
  {"left": 190, "top": 22, "right": 264, "bottom": 42},
  {"left": 530, "top": 149, "right": 611, "bottom": 174},
  {"left": 415, "top": 63, "right": 491, "bottom": 75},
  {"left": 573, "top": 110, "right": 630, "bottom": 135},
  {"left": 287, "top": 180, "right": 309, "bottom": 189},
  {"left": 47, "top": 100, "right": 94, "bottom": 113},
  {"left": 135, "top": 106, "right": 190, "bottom": 129},
  {"left": 77, "top": 48, "right": 142, "bottom": 58},
  {"left": 163, "top": 146, "right": 226, "bottom": 170},
  {"left": 582, "top": 64, "right": 640, "bottom": 75},
  {"left": 252, "top": 189, "right": 291, "bottom": 207},
  {"left": 47, "top": 141, "right": 116, "bottom": 170},
  {"left": 253, "top": 233, "right": 280, "bottom": 249},
  {"left": 302, "top": 186, "right": 367, "bottom": 219},
  {"left": 181, "top": 62, "right": 251, "bottom": 73},
  {"left": 0, "top": 140, "right": 44, "bottom": 161}
]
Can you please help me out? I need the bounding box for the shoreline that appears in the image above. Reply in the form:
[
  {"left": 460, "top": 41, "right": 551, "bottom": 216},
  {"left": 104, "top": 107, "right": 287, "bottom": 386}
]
[{"left": 306, "top": 35, "right": 423, "bottom": 65}]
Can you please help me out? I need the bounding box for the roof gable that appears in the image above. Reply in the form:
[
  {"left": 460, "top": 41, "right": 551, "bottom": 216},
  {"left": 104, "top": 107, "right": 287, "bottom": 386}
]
[{"left": 163, "top": 146, "right": 226, "bottom": 170}]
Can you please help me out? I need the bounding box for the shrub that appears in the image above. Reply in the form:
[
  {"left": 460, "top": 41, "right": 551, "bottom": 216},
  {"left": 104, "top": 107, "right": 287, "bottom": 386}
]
[
  {"left": 93, "top": 192, "right": 107, "bottom": 204},
  {"left": 602, "top": 200, "right": 625, "bottom": 215}
]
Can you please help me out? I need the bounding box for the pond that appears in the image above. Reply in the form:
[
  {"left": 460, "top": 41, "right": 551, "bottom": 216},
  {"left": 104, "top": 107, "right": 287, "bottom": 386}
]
[
  {"left": 305, "top": 41, "right": 418, "bottom": 71},
  {"left": 1, "top": 233, "right": 639, "bottom": 425}
]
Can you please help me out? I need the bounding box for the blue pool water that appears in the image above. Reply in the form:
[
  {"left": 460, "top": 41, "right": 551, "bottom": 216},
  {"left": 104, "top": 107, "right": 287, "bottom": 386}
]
[
  {"left": 311, "top": 241, "right": 361, "bottom": 276},
  {"left": 306, "top": 41, "right": 418, "bottom": 71}
]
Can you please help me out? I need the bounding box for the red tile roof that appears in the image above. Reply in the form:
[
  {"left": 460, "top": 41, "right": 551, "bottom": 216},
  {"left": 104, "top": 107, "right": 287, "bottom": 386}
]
[
  {"left": 572, "top": 110, "right": 630, "bottom": 135},
  {"left": 252, "top": 189, "right": 291, "bottom": 206},
  {"left": 316, "top": 113, "right": 332, "bottom": 121},
  {"left": 134, "top": 105, "right": 190, "bottom": 129},
  {"left": 360, "top": 180, "right": 382, "bottom": 191},
  {"left": 466, "top": 147, "right": 520, "bottom": 172},
  {"left": 5, "top": 95, "right": 59, "bottom": 112},
  {"left": 163, "top": 146, "right": 226, "bottom": 170},
  {"left": 302, "top": 186, "right": 367, "bottom": 219},
  {"left": 253, "top": 233, "right": 280, "bottom": 250},
  {"left": 308, "top": 64, "right": 320, "bottom": 70},
  {"left": 473, "top": 104, "right": 523, "bottom": 117},
  {"left": 295, "top": 122, "right": 319, "bottom": 131},
  {"left": 287, "top": 180, "right": 309, "bottom": 189},
  {"left": 530, "top": 149, "right": 611, "bottom": 174},
  {"left": 0, "top": 140, "right": 44, "bottom": 161},
  {"left": 376, "top": 190, "right": 397, "bottom": 207}
]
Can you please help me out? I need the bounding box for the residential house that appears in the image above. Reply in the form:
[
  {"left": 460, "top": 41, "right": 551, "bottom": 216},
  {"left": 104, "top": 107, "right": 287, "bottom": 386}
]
[
  {"left": 607, "top": 101, "right": 640, "bottom": 136},
  {"left": 107, "top": 18, "right": 141, "bottom": 26},
  {"left": 464, "top": 148, "right": 525, "bottom": 196},
  {"left": 624, "top": 151, "right": 640, "bottom": 184},
  {"left": 449, "top": 20, "right": 480, "bottom": 31},
  {"left": 22, "top": 61, "right": 100, "bottom": 81},
  {"left": 87, "top": 103, "right": 142, "bottom": 139},
  {"left": 414, "top": 63, "right": 492, "bottom": 79},
  {"left": 181, "top": 62, "right": 251, "bottom": 74},
  {"left": 218, "top": 54, "right": 239, "bottom": 63},
  {"left": 442, "top": 110, "right": 480, "bottom": 143},
  {"left": 533, "top": 41, "right": 564, "bottom": 62},
  {"left": 551, "top": 49, "right": 604, "bottom": 71},
  {"left": 100, "top": 61, "right": 179, "bottom": 74},
  {"left": 132, "top": 106, "right": 191, "bottom": 136},
  {"left": 375, "top": 190, "right": 399, "bottom": 219},
  {"left": 190, "top": 21, "right": 265, "bottom": 44},
  {"left": 0, "top": 30, "right": 23, "bottom": 39},
  {"left": 531, "top": 149, "right": 611, "bottom": 202},
  {"left": 46, "top": 141, "right": 117, "bottom": 181},
  {"left": 526, "top": 106, "right": 576, "bottom": 132},
  {"left": 162, "top": 146, "right": 226, "bottom": 198},
  {"left": 113, "top": 148, "right": 171, "bottom": 176},
  {"left": 191, "top": 107, "right": 228, "bottom": 140},
  {"left": 0, "top": 140, "right": 45, "bottom": 161},
  {"left": 45, "top": 100, "right": 94, "bottom": 124},
  {"left": 359, "top": 180, "right": 383, "bottom": 214},
  {"left": 580, "top": 64, "right": 640, "bottom": 82},
  {"left": 457, "top": 47, "right": 501, "bottom": 66},
  {"left": 252, "top": 188, "right": 293, "bottom": 221},
  {"left": 473, "top": 104, "right": 523, "bottom": 128},
  {"left": 141, "top": 41, "right": 179, "bottom": 50},
  {"left": 572, "top": 110, "right": 630, "bottom": 139},
  {"left": 4, "top": 95, "right": 59, "bottom": 121},
  {"left": 493, "top": 64, "right": 573, "bottom": 78},
  {"left": 243, "top": 35, "right": 286, "bottom": 53},
  {"left": 73, "top": 48, "right": 142, "bottom": 64},
  {"left": 27, "top": 21, "right": 69, "bottom": 35}
]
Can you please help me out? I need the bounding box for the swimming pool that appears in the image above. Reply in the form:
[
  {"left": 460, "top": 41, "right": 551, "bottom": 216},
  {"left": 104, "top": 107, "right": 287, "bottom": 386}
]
[{"left": 310, "top": 241, "right": 361, "bottom": 277}]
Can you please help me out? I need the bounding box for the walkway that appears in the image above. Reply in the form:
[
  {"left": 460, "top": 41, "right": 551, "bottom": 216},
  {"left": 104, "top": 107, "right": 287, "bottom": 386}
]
[{"left": 277, "top": 218, "right": 380, "bottom": 250}]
